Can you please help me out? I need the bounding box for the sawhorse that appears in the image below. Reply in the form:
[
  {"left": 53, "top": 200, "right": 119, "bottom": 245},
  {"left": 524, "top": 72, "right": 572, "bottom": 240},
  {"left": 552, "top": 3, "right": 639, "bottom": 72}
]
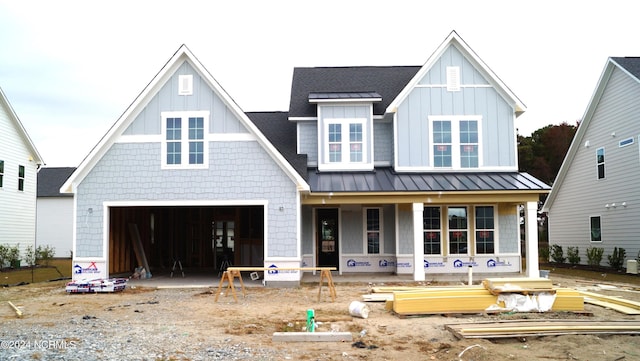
[
  {"left": 214, "top": 267, "right": 337, "bottom": 302},
  {"left": 170, "top": 260, "right": 184, "bottom": 278}
]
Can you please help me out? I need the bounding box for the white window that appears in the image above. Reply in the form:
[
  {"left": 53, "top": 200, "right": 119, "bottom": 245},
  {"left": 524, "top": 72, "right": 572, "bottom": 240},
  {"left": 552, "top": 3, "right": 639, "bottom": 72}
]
[
  {"left": 596, "top": 147, "right": 605, "bottom": 179},
  {"left": 429, "top": 116, "right": 482, "bottom": 169},
  {"left": 161, "top": 111, "right": 209, "bottom": 169},
  {"left": 322, "top": 118, "right": 368, "bottom": 170},
  {"left": 364, "top": 208, "right": 382, "bottom": 254},
  {"left": 447, "top": 206, "right": 468, "bottom": 255}
]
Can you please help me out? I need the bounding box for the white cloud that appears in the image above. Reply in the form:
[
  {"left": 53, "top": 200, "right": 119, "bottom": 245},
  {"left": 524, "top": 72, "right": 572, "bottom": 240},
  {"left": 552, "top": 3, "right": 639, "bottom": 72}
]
[{"left": 2, "top": 0, "right": 640, "bottom": 165}]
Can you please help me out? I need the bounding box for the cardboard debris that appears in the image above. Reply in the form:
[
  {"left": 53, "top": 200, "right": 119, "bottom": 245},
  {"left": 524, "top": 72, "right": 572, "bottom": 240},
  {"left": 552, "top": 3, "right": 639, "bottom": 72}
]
[{"left": 66, "top": 278, "right": 128, "bottom": 293}]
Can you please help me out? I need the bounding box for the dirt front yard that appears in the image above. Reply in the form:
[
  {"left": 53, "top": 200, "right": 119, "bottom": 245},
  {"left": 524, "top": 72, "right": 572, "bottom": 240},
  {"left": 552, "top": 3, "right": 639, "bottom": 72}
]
[{"left": 1, "top": 272, "right": 640, "bottom": 360}]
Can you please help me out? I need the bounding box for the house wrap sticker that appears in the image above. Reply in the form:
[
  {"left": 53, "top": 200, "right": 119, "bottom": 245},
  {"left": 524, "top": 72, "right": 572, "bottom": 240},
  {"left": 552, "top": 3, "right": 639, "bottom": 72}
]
[{"left": 73, "top": 261, "right": 100, "bottom": 274}]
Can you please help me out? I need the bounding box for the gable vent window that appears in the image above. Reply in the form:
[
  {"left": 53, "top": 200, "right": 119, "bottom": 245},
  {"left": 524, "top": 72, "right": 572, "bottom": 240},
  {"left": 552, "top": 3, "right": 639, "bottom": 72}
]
[
  {"left": 178, "top": 74, "right": 193, "bottom": 95},
  {"left": 446, "top": 66, "right": 460, "bottom": 92}
]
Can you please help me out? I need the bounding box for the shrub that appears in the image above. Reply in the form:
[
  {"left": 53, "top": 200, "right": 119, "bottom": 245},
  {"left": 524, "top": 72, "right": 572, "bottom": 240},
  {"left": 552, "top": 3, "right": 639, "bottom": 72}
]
[
  {"left": 7, "top": 244, "right": 20, "bottom": 268},
  {"left": 550, "top": 244, "right": 565, "bottom": 263},
  {"left": 24, "top": 245, "right": 36, "bottom": 266},
  {"left": 36, "top": 245, "right": 56, "bottom": 266},
  {"left": 607, "top": 247, "right": 626, "bottom": 271},
  {"left": 567, "top": 246, "right": 580, "bottom": 265},
  {"left": 539, "top": 245, "right": 550, "bottom": 263},
  {"left": 587, "top": 246, "right": 604, "bottom": 266},
  {"left": 0, "top": 244, "right": 9, "bottom": 268}
]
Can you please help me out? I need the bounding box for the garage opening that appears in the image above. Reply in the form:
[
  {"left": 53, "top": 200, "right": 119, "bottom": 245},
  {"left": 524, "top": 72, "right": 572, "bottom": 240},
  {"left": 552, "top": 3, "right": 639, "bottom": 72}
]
[{"left": 108, "top": 205, "right": 264, "bottom": 276}]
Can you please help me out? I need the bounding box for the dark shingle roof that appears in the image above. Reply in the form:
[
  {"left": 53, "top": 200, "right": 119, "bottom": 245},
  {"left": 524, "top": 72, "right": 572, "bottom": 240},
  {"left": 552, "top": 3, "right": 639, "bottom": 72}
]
[
  {"left": 37, "top": 167, "right": 76, "bottom": 197},
  {"left": 611, "top": 57, "right": 640, "bottom": 80},
  {"left": 245, "top": 111, "right": 308, "bottom": 179},
  {"left": 289, "top": 66, "right": 421, "bottom": 118},
  {"left": 307, "top": 168, "right": 550, "bottom": 193}
]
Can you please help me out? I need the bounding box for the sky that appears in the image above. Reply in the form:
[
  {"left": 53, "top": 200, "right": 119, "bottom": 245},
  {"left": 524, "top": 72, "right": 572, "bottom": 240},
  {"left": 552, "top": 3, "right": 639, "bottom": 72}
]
[{"left": 2, "top": 0, "right": 640, "bottom": 167}]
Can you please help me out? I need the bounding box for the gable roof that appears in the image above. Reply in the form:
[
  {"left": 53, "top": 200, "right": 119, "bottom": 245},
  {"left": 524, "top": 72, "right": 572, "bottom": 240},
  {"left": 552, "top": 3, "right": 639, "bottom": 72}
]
[
  {"left": 0, "top": 87, "right": 44, "bottom": 165},
  {"left": 37, "top": 167, "right": 75, "bottom": 197},
  {"left": 387, "top": 30, "right": 526, "bottom": 116},
  {"left": 61, "top": 45, "right": 309, "bottom": 193},
  {"left": 288, "top": 66, "right": 420, "bottom": 118},
  {"left": 246, "top": 111, "right": 308, "bottom": 179},
  {"left": 543, "top": 57, "right": 640, "bottom": 212}
]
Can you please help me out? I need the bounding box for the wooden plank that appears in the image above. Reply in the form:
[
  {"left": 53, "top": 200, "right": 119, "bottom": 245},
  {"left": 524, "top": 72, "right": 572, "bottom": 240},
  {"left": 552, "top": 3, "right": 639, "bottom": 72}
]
[
  {"left": 483, "top": 278, "right": 554, "bottom": 295},
  {"left": 580, "top": 291, "right": 640, "bottom": 309},
  {"left": 446, "top": 320, "right": 640, "bottom": 339},
  {"left": 393, "top": 294, "right": 499, "bottom": 315},
  {"left": 583, "top": 297, "right": 640, "bottom": 315},
  {"left": 129, "top": 223, "right": 151, "bottom": 277},
  {"left": 227, "top": 267, "right": 336, "bottom": 272},
  {"left": 272, "top": 332, "right": 353, "bottom": 342},
  {"left": 372, "top": 285, "right": 485, "bottom": 293},
  {"left": 7, "top": 301, "right": 23, "bottom": 318}
]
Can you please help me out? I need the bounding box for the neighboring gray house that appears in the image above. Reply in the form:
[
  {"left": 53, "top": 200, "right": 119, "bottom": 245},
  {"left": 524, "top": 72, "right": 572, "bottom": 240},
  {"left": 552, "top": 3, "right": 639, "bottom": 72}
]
[
  {"left": 37, "top": 167, "right": 75, "bottom": 258},
  {"left": 0, "top": 86, "right": 45, "bottom": 266},
  {"left": 62, "top": 31, "right": 549, "bottom": 285},
  {"left": 543, "top": 57, "right": 640, "bottom": 266}
]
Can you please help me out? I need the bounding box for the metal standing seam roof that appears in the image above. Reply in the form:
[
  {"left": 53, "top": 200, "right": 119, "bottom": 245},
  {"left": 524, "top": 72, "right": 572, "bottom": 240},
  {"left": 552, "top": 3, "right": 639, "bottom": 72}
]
[
  {"left": 308, "top": 92, "right": 382, "bottom": 101},
  {"left": 307, "top": 168, "right": 550, "bottom": 193}
]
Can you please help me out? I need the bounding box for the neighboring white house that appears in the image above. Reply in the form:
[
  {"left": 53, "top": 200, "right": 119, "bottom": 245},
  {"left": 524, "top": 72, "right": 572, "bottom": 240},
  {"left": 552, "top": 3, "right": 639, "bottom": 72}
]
[
  {"left": 543, "top": 57, "right": 640, "bottom": 266},
  {"left": 0, "top": 86, "right": 45, "bottom": 266},
  {"left": 37, "top": 167, "right": 75, "bottom": 258}
]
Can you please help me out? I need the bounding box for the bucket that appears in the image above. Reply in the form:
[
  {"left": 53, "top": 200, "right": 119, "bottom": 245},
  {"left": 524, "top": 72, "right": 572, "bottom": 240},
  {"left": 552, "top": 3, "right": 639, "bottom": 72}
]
[
  {"left": 539, "top": 270, "right": 550, "bottom": 279},
  {"left": 349, "top": 301, "right": 370, "bottom": 319}
]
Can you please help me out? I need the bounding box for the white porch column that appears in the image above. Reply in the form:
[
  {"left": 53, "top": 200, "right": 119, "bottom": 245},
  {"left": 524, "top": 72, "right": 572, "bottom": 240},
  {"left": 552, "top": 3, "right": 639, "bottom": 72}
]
[
  {"left": 524, "top": 201, "right": 540, "bottom": 278},
  {"left": 412, "top": 202, "right": 425, "bottom": 281}
]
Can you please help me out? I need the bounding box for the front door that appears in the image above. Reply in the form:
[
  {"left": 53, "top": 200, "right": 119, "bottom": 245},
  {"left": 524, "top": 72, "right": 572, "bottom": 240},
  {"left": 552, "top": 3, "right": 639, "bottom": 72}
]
[{"left": 317, "top": 208, "right": 339, "bottom": 270}]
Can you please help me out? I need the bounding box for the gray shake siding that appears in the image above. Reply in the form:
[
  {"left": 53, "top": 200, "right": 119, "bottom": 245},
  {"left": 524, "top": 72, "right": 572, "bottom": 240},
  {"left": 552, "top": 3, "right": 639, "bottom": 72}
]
[
  {"left": 396, "top": 46, "right": 516, "bottom": 169},
  {"left": 75, "top": 141, "right": 299, "bottom": 258},
  {"left": 498, "top": 212, "right": 519, "bottom": 253},
  {"left": 548, "top": 66, "right": 640, "bottom": 261}
]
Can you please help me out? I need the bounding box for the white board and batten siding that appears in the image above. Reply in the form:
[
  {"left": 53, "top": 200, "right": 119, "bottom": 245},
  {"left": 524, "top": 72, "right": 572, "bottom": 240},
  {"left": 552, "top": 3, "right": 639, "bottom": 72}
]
[{"left": 548, "top": 66, "right": 640, "bottom": 262}]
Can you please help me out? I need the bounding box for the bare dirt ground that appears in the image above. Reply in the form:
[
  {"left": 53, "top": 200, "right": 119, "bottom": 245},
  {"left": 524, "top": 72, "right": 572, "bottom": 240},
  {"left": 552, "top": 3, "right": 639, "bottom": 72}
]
[{"left": 2, "top": 273, "right": 640, "bottom": 360}]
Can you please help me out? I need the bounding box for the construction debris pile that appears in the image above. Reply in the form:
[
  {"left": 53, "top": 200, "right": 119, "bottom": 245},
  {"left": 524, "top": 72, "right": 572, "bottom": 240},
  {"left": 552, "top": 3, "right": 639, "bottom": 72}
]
[
  {"left": 365, "top": 277, "right": 584, "bottom": 316},
  {"left": 65, "top": 278, "right": 128, "bottom": 293}
]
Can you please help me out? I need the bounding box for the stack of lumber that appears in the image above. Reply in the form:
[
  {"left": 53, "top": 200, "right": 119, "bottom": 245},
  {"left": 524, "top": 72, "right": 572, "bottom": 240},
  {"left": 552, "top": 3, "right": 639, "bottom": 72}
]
[
  {"left": 580, "top": 290, "right": 640, "bottom": 315},
  {"left": 482, "top": 277, "right": 554, "bottom": 295},
  {"left": 370, "top": 278, "right": 584, "bottom": 316},
  {"left": 446, "top": 319, "right": 640, "bottom": 339}
]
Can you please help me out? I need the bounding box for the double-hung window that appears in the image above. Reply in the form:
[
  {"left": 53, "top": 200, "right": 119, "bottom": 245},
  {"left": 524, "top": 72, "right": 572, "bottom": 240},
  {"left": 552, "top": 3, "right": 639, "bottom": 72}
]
[
  {"left": 0, "top": 160, "right": 4, "bottom": 188},
  {"left": 475, "top": 206, "right": 495, "bottom": 254},
  {"left": 322, "top": 118, "right": 368, "bottom": 170},
  {"left": 448, "top": 207, "right": 468, "bottom": 254},
  {"left": 423, "top": 206, "right": 441, "bottom": 255},
  {"left": 365, "top": 208, "right": 382, "bottom": 254},
  {"left": 18, "top": 165, "right": 25, "bottom": 191},
  {"left": 596, "top": 147, "right": 605, "bottom": 179},
  {"left": 429, "top": 116, "right": 481, "bottom": 169},
  {"left": 161, "top": 111, "right": 209, "bottom": 169}
]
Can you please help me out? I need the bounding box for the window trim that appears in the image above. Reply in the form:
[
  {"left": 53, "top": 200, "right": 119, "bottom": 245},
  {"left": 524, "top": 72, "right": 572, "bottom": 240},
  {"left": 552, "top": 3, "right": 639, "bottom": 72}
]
[
  {"left": 474, "top": 205, "right": 496, "bottom": 254},
  {"left": 589, "top": 215, "right": 602, "bottom": 243},
  {"left": 423, "top": 206, "right": 442, "bottom": 255},
  {"left": 319, "top": 117, "right": 371, "bottom": 171},
  {"left": 364, "top": 207, "right": 383, "bottom": 254},
  {"left": 161, "top": 111, "right": 210, "bottom": 169},
  {"left": 18, "top": 165, "right": 25, "bottom": 191},
  {"left": 447, "top": 206, "right": 469, "bottom": 255},
  {"left": 428, "top": 115, "right": 483, "bottom": 169},
  {"left": 596, "top": 147, "right": 605, "bottom": 180}
]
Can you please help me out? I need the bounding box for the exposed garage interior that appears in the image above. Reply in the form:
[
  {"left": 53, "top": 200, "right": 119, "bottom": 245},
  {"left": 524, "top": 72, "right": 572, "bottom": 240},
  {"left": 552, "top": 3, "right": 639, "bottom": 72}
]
[{"left": 108, "top": 205, "right": 264, "bottom": 275}]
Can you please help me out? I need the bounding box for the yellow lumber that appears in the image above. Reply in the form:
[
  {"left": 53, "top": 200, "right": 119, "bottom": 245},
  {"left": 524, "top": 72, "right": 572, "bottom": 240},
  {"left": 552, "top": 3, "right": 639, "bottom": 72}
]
[
  {"left": 579, "top": 291, "right": 640, "bottom": 309},
  {"left": 551, "top": 296, "right": 585, "bottom": 311},
  {"left": 372, "top": 285, "right": 485, "bottom": 293},
  {"left": 483, "top": 278, "right": 554, "bottom": 295},
  {"left": 7, "top": 301, "right": 23, "bottom": 318},
  {"left": 393, "top": 294, "right": 499, "bottom": 315},
  {"left": 583, "top": 298, "right": 640, "bottom": 315},
  {"left": 393, "top": 288, "right": 494, "bottom": 300}
]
